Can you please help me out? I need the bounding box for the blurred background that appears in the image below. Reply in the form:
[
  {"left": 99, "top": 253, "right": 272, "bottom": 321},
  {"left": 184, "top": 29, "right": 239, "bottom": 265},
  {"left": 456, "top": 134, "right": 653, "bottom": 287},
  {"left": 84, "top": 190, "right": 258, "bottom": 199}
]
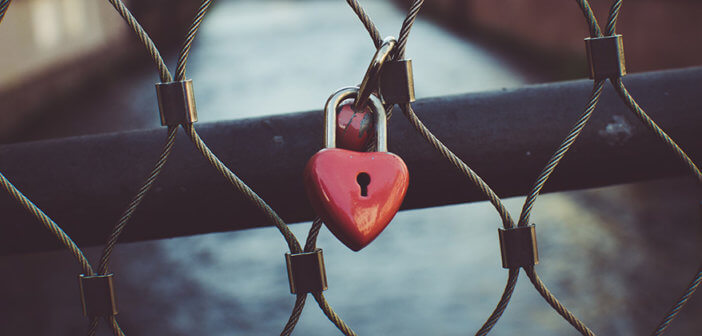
[{"left": 0, "top": 0, "right": 701, "bottom": 335}]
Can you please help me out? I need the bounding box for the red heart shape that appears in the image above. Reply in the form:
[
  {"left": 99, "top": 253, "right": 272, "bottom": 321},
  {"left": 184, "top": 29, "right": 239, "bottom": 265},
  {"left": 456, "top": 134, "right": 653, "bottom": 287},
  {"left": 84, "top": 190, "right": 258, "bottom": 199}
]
[{"left": 304, "top": 148, "right": 409, "bottom": 251}]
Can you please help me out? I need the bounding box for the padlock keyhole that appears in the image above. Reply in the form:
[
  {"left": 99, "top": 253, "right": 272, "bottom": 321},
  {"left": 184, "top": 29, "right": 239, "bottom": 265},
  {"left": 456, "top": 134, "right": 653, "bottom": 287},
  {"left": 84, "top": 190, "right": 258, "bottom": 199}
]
[{"left": 356, "top": 172, "right": 371, "bottom": 197}]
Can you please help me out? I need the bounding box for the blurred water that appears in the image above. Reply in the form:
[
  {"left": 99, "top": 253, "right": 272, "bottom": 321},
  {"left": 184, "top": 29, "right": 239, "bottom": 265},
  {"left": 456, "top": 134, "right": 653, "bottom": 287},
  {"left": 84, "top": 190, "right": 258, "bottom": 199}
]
[{"left": 1, "top": 1, "right": 701, "bottom": 335}]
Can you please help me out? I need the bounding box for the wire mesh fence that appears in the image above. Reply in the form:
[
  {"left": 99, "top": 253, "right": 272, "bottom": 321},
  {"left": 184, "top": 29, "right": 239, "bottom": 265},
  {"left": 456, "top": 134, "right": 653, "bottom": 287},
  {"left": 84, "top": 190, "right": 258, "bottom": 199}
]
[{"left": 0, "top": 0, "right": 700, "bottom": 335}]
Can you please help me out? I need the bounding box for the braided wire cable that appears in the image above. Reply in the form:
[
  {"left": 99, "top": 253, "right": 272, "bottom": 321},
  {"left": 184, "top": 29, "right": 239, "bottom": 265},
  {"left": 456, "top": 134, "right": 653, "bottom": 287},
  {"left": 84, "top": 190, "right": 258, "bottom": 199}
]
[
  {"left": 611, "top": 79, "right": 702, "bottom": 183},
  {"left": 400, "top": 103, "right": 521, "bottom": 334},
  {"left": 652, "top": 267, "right": 702, "bottom": 335},
  {"left": 517, "top": 80, "right": 606, "bottom": 227},
  {"left": 513, "top": 4, "right": 632, "bottom": 334},
  {"left": 276, "top": 1, "right": 433, "bottom": 330},
  {"left": 475, "top": 269, "right": 519, "bottom": 336},
  {"left": 524, "top": 267, "right": 596, "bottom": 336},
  {"left": 87, "top": 318, "right": 100, "bottom": 336},
  {"left": 280, "top": 219, "right": 323, "bottom": 336},
  {"left": 580, "top": 1, "right": 702, "bottom": 333},
  {"left": 0, "top": 0, "right": 98, "bottom": 278},
  {"left": 348, "top": 0, "right": 513, "bottom": 228},
  {"left": 88, "top": 2, "right": 220, "bottom": 333},
  {"left": 0, "top": 0, "right": 10, "bottom": 24},
  {"left": 96, "top": 0, "right": 216, "bottom": 276},
  {"left": 313, "top": 292, "right": 358, "bottom": 336},
  {"left": 175, "top": 0, "right": 214, "bottom": 81},
  {"left": 105, "top": 0, "right": 171, "bottom": 82},
  {"left": 399, "top": 104, "right": 514, "bottom": 228},
  {"left": 107, "top": 316, "right": 126, "bottom": 336},
  {"left": 304, "top": 218, "right": 325, "bottom": 251},
  {"left": 611, "top": 76, "right": 702, "bottom": 334},
  {"left": 604, "top": 0, "right": 623, "bottom": 36},
  {"left": 345, "top": 1, "right": 522, "bottom": 334},
  {"left": 0, "top": 172, "right": 93, "bottom": 275},
  {"left": 96, "top": 127, "right": 178, "bottom": 275},
  {"left": 280, "top": 217, "right": 351, "bottom": 336},
  {"left": 574, "top": 0, "right": 602, "bottom": 37},
  {"left": 281, "top": 294, "right": 307, "bottom": 336},
  {"left": 394, "top": 0, "right": 423, "bottom": 60},
  {"left": 183, "top": 124, "right": 302, "bottom": 253},
  {"left": 345, "top": 0, "right": 383, "bottom": 48}
]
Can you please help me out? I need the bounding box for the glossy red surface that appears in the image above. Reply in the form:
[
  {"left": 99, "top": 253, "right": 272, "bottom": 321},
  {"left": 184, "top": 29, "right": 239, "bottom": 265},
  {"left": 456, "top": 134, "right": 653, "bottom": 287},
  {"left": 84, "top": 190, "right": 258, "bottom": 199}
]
[
  {"left": 304, "top": 148, "right": 409, "bottom": 251},
  {"left": 336, "top": 103, "right": 374, "bottom": 151}
]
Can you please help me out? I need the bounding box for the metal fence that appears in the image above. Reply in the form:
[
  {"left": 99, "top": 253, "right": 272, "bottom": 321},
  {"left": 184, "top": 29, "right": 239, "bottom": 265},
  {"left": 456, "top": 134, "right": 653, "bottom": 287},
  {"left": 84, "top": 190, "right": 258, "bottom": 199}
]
[{"left": 0, "top": 0, "right": 700, "bottom": 335}]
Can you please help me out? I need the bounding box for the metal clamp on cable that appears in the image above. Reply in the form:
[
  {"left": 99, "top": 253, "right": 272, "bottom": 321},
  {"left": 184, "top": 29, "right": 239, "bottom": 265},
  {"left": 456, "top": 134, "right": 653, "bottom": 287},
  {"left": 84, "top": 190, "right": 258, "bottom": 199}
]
[
  {"left": 498, "top": 225, "right": 539, "bottom": 269},
  {"left": 584, "top": 34, "right": 626, "bottom": 80},
  {"left": 78, "top": 274, "right": 118, "bottom": 317},
  {"left": 379, "top": 59, "right": 415, "bottom": 105},
  {"left": 285, "top": 249, "right": 328, "bottom": 294},
  {"left": 155, "top": 79, "right": 198, "bottom": 126}
]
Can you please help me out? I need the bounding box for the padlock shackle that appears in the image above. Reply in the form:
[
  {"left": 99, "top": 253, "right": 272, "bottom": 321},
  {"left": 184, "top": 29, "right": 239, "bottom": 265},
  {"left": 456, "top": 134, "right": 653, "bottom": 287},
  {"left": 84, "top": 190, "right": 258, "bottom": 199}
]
[
  {"left": 354, "top": 36, "right": 396, "bottom": 111},
  {"left": 324, "top": 87, "right": 387, "bottom": 152}
]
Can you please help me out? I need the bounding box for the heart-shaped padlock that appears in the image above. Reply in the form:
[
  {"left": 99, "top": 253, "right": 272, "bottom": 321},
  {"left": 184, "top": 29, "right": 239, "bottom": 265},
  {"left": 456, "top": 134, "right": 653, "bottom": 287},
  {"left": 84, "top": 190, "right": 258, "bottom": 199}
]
[{"left": 304, "top": 87, "right": 409, "bottom": 251}]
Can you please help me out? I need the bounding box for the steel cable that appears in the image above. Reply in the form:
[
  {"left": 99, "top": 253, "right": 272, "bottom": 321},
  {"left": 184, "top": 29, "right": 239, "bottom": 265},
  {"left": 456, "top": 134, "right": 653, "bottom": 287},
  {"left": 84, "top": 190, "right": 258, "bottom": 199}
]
[
  {"left": 175, "top": 0, "right": 214, "bottom": 81},
  {"left": 281, "top": 294, "right": 307, "bottom": 336},
  {"left": 279, "top": 2, "right": 433, "bottom": 334},
  {"left": 474, "top": 269, "right": 519, "bottom": 336},
  {"left": 0, "top": 0, "right": 216, "bottom": 334},
  {"left": 313, "top": 292, "right": 359, "bottom": 336},
  {"left": 517, "top": 80, "right": 606, "bottom": 227},
  {"left": 521, "top": 1, "right": 702, "bottom": 334},
  {"left": 0, "top": 0, "right": 698, "bottom": 334},
  {"left": 509, "top": 3, "right": 631, "bottom": 335},
  {"left": 183, "top": 123, "right": 302, "bottom": 253},
  {"left": 88, "top": 1, "right": 219, "bottom": 334},
  {"left": 280, "top": 2, "right": 436, "bottom": 334},
  {"left": 103, "top": 1, "right": 355, "bottom": 334},
  {"left": 105, "top": 0, "right": 171, "bottom": 82},
  {"left": 0, "top": 0, "right": 97, "bottom": 278},
  {"left": 524, "top": 267, "right": 596, "bottom": 336},
  {"left": 652, "top": 267, "right": 702, "bottom": 335},
  {"left": 574, "top": 0, "right": 602, "bottom": 37},
  {"left": 611, "top": 79, "right": 702, "bottom": 183},
  {"left": 394, "top": 0, "right": 423, "bottom": 60},
  {"left": 0, "top": 0, "right": 10, "bottom": 24},
  {"left": 345, "top": 1, "right": 524, "bottom": 334},
  {"left": 96, "top": 127, "right": 178, "bottom": 275},
  {"left": 580, "top": 1, "right": 702, "bottom": 334},
  {"left": 345, "top": 0, "right": 383, "bottom": 48},
  {"left": 96, "top": 0, "right": 217, "bottom": 277},
  {"left": 611, "top": 77, "right": 702, "bottom": 335},
  {"left": 0, "top": 172, "right": 93, "bottom": 275}
]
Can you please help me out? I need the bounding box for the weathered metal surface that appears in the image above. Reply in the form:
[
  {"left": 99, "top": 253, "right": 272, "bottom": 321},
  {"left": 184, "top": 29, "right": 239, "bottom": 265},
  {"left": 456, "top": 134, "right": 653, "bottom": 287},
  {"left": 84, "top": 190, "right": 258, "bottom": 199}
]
[
  {"left": 0, "top": 68, "right": 700, "bottom": 255},
  {"left": 156, "top": 80, "right": 198, "bottom": 126},
  {"left": 585, "top": 35, "right": 626, "bottom": 80}
]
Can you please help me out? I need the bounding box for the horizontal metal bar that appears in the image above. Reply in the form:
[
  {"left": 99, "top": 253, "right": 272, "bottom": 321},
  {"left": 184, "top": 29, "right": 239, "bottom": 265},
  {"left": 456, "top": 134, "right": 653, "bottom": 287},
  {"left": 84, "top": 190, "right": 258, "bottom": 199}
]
[{"left": 1, "top": 68, "right": 700, "bottom": 255}]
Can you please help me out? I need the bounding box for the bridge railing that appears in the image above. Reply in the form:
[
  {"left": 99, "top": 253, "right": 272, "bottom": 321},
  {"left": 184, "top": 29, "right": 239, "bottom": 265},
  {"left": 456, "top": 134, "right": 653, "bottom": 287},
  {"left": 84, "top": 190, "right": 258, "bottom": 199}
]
[{"left": 0, "top": 0, "right": 700, "bottom": 335}]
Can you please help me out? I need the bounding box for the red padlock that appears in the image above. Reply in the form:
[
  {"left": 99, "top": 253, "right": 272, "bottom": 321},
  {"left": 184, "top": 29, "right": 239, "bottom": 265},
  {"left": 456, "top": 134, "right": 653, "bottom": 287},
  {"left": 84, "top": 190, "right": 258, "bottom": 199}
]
[
  {"left": 336, "top": 101, "right": 374, "bottom": 151},
  {"left": 304, "top": 87, "right": 409, "bottom": 251}
]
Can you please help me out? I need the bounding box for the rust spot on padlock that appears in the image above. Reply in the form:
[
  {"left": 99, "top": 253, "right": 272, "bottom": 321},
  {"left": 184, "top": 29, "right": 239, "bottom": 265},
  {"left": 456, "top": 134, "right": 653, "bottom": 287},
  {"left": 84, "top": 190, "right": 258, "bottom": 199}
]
[
  {"left": 304, "top": 87, "right": 409, "bottom": 251},
  {"left": 336, "top": 102, "right": 374, "bottom": 151}
]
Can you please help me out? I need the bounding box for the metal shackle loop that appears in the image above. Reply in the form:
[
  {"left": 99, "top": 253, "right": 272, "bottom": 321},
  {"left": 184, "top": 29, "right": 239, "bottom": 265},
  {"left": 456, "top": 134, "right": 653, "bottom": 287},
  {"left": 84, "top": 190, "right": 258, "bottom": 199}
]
[
  {"left": 354, "top": 36, "right": 397, "bottom": 111},
  {"left": 324, "top": 87, "right": 387, "bottom": 152}
]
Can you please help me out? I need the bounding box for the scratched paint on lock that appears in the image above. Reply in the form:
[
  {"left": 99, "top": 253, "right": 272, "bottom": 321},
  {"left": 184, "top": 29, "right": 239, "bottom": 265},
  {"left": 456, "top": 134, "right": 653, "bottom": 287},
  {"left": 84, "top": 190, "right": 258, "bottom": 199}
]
[
  {"left": 304, "top": 148, "right": 409, "bottom": 251},
  {"left": 336, "top": 103, "right": 374, "bottom": 151}
]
